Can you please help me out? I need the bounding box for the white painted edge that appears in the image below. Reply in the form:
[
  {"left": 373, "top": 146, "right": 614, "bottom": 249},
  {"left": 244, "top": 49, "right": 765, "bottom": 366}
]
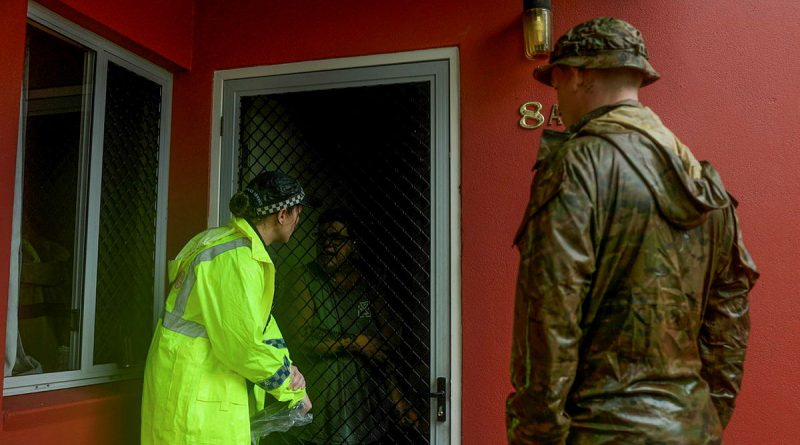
[{"left": 447, "top": 49, "right": 463, "bottom": 445}]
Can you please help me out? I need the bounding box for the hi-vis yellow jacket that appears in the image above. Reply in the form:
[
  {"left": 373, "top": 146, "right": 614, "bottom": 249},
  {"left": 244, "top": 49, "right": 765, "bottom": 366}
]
[{"left": 142, "top": 217, "right": 305, "bottom": 445}]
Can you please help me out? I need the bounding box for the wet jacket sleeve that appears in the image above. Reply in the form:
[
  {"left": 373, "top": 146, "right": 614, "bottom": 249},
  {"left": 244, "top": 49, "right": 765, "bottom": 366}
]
[
  {"left": 699, "top": 208, "right": 758, "bottom": 427},
  {"left": 194, "top": 250, "right": 306, "bottom": 405},
  {"left": 507, "top": 148, "right": 597, "bottom": 445}
]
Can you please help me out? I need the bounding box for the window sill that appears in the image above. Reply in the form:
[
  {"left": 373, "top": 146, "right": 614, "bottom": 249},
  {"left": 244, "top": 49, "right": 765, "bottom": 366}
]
[{"left": 2, "top": 379, "right": 142, "bottom": 431}]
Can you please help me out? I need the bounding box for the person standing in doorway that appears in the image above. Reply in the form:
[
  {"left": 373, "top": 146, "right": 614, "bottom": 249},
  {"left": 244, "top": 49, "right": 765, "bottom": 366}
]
[
  {"left": 276, "top": 208, "right": 418, "bottom": 445},
  {"left": 507, "top": 17, "right": 759, "bottom": 444},
  {"left": 142, "top": 170, "right": 312, "bottom": 445}
]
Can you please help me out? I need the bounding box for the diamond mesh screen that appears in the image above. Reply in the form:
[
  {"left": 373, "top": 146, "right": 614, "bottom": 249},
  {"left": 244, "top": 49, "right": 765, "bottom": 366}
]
[
  {"left": 93, "top": 62, "right": 161, "bottom": 366},
  {"left": 239, "top": 83, "right": 433, "bottom": 444}
]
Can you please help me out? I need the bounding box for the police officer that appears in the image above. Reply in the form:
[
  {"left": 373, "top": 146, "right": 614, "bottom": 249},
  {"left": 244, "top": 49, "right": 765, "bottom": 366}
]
[
  {"left": 142, "top": 170, "right": 312, "bottom": 445},
  {"left": 507, "top": 17, "right": 759, "bottom": 444}
]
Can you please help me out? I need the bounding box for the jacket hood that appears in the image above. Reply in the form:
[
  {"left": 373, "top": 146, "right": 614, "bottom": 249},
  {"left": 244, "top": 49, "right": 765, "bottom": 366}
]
[
  {"left": 578, "top": 103, "right": 731, "bottom": 229},
  {"left": 167, "top": 217, "right": 272, "bottom": 283}
]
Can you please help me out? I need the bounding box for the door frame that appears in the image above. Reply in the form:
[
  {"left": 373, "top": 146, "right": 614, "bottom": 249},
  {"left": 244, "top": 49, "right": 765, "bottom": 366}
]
[{"left": 209, "top": 48, "right": 462, "bottom": 443}]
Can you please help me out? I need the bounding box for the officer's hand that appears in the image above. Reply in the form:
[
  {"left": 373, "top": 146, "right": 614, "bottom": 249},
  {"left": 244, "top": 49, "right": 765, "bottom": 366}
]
[{"left": 289, "top": 365, "right": 306, "bottom": 390}]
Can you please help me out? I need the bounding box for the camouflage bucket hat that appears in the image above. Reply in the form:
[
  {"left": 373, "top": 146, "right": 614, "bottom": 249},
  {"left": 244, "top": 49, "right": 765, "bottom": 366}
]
[{"left": 533, "top": 17, "right": 660, "bottom": 87}]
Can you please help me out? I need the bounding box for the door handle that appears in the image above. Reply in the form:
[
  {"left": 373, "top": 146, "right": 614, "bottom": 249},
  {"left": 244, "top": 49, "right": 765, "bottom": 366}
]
[{"left": 429, "top": 377, "right": 447, "bottom": 422}]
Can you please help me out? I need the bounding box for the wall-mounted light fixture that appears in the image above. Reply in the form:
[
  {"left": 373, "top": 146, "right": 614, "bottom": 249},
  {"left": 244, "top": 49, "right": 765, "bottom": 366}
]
[{"left": 523, "top": 0, "right": 552, "bottom": 60}]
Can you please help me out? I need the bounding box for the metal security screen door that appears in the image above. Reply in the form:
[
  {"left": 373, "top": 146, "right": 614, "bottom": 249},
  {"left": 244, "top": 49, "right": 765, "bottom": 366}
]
[{"left": 218, "top": 59, "right": 452, "bottom": 444}]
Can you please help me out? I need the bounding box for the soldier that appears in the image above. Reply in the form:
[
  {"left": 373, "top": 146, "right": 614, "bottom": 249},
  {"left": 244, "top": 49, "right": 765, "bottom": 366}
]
[{"left": 507, "top": 17, "right": 759, "bottom": 444}]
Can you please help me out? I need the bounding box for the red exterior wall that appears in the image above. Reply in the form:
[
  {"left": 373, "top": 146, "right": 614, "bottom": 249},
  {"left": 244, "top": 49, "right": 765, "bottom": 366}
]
[
  {"left": 1, "top": 0, "right": 799, "bottom": 444},
  {"left": 35, "top": 0, "right": 194, "bottom": 70},
  {"left": 0, "top": 0, "right": 28, "bottom": 425},
  {"left": 177, "top": 1, "right": 800, "bottom": 443}
]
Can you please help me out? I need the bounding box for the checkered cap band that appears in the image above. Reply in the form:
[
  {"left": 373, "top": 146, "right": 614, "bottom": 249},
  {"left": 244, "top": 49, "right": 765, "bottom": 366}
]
[{"left": 254, "top": 190, "right": 306, "bottom": 217}]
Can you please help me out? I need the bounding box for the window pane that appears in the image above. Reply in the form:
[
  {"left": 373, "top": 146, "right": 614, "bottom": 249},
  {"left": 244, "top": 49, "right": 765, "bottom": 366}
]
[
  {"left": 93, "top": 62, "right": 161, "bottom": 366},
  {"left": 12, "top": 24, "right": 94, "bottom": 375}
]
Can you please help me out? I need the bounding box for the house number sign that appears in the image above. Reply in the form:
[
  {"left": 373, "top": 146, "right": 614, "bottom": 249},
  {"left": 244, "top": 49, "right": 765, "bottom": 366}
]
[{"left": 519, "top": 101, "right": 563, "bottom": 129}]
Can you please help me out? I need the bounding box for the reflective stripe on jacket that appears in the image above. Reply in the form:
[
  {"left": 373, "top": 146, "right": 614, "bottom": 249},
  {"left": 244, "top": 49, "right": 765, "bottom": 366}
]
[{"left": 142, "top": 216, "right": 305, "bottom": 445}]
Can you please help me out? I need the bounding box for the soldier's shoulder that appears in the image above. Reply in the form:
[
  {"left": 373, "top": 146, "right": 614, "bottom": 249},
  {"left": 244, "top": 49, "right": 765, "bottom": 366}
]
[{"left": 551, "top": 133, "right": 619, "bottom": 173}]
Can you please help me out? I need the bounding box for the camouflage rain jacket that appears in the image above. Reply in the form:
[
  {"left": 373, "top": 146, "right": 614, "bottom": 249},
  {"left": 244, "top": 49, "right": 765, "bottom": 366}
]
[{"left": 507, "top": 101, "right": 759, "bottom": 444}]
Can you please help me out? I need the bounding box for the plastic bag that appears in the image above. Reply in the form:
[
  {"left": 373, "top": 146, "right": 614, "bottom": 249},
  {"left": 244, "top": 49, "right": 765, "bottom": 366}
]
[{"left": 250, "top": 400, "right": 312, "bottom": 444}]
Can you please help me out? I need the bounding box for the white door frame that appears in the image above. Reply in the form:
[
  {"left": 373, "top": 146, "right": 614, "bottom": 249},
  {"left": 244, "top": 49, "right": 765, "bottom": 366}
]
[{"left": 208, "top": 48, "right": 462, "bottom": 443}]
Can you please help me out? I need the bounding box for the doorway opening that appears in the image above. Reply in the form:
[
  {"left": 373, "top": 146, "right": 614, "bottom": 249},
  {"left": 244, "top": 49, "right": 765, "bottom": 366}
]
[{"left": 215, "top": 52, "right": 458, "bottom": 444}]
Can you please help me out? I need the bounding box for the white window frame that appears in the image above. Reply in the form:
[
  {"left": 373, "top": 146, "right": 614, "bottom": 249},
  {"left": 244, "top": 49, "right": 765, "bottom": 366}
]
[{"left": 3, "top": 2, "right": 172, "bottom": 396}]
